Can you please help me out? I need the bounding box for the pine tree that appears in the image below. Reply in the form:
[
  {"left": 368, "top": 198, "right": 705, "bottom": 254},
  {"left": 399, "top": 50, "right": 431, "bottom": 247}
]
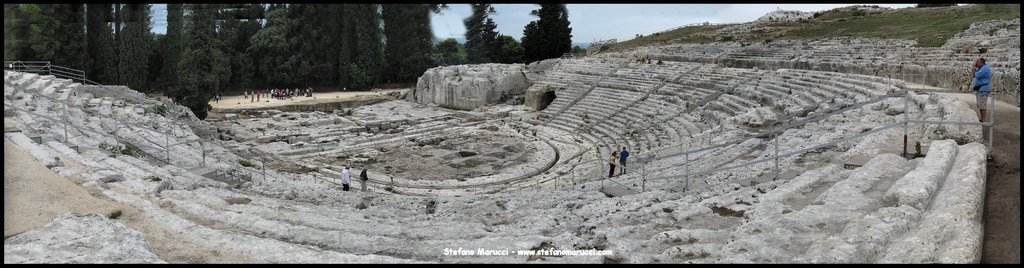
[
  {"left": 383, "top": 4, "right": 436, "bottom": 83},
  {"left": 495, "top": 35, "right": 524, "bottom": 63},
  {"left": 20, "top": 4, "right": 60, "bottom": 61},
  {"left": 522, "top": 4, "right": 572, "bottom": 63},
  {"left": 176, "top": 4, "right": 224, "bottom": 119},
  {"left": 52, "top": 4, "right": 88, "bottom": 71},
  {"left": 118, "top": 4, "right": 151, "bottom": 91},
  {"left": 344, "top": 4, "right": 384, "bottom": 90},
  {"left": 249, "top": 7, "right": 295, "bottom": 88},
  {"left": 4, "top": 4, "right": 21, "bottom": 60},
  {"left": 434, "top": 38, "right": 466, "bottom": 66},
  {"left": 464, "top": 4, "right": 499, "bottom": 64},
  {"left": 155, "top": 3, "right": 183, "bottom": 91},
  {"left": 86, "top": 4, "right": 117, "bottom": 84}
]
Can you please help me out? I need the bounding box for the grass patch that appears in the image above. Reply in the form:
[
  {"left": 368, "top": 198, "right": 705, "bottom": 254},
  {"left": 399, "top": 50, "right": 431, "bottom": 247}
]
[
  {"left": 99, "top": 142, "right": 145, "bottom": 158},
  {"left": 599, "top": 4, "right": 1019, "bottom": 52},
  {"left": 239, "top": 159, "right": 256, "bottom": 168},
  {"left": 782, "top": 4, "right": 1020, "bottom": 47},
  {"left": 602, "top": 24, "right": 728, "bottom": 52}
]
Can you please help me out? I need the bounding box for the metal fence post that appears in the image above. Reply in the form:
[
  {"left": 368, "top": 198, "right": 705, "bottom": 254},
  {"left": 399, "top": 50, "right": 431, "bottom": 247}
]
[
  {"left": 903, "top": 90, "right": 909, "bottom": 158},
  {"left": 773, "top": 126, "right": 780, "bottom": 180},
  {"left": 684, "top": 152, "right": 690, "bottom": 191},
  {"left": 63, "top": 104, "right": 69, "bottom": 143},
  {"left": 988, "top": 92, "right": 995, "bottom": 159}
]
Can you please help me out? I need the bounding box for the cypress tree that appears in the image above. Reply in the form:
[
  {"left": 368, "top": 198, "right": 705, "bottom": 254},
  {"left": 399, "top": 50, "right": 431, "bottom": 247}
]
[
  {"left": 176, "top": 4, "right": 224, "bottom": 119},
  {"left": 86, "top": 4, "right": 117, "bottom": 84},
  {"left": 118, "top": 4, "right": 150, "bottom": 91},
  {"left": 464, "top": 4, "right": 499, "bottom": 64},
  {"left": 383, "top": 4, "right": 435, "bottom": 83},
  {"left": 522, "top": 4, "right": 572, "bottom": 63}
]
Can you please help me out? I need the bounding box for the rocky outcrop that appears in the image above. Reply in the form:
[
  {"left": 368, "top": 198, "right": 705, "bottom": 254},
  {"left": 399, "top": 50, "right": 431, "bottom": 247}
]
[
  {"left": 410, "top": 64, "right": 533, "bottom": 110},
  {"left": 3, "top": 213, "right": 165, "bottom": 264},
  {"left": 754, "top": 10, "right": 814, "bottom": 24}
]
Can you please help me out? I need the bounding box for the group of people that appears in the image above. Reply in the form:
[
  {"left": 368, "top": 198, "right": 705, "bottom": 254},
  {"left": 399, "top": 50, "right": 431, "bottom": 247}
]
[
  {"left": 607, "top": 146, "right": 630, "bottom": 178},
  {"left": 242, "top": 87, "right": 315, "bottom": 103},
  {"left": 338, "top": 166, "right": 370, "bottom": 192}
]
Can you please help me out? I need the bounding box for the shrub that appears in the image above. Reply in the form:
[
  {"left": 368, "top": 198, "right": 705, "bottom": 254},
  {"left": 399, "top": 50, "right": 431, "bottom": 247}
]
[{"left": 239, "top": 159, "right": 256, "bottom": 168}]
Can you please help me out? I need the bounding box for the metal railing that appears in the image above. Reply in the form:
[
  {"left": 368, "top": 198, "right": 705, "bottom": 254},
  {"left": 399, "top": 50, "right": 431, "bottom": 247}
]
[{"left": 4, "top": 61, "right": 102, "bottom": 86}]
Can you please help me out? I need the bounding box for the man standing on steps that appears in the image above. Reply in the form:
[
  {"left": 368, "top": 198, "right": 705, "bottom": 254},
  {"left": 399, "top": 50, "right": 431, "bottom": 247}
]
[
  {"left": 971, "top": 57, "right": 992, "bottom": 122},
  {"left": 619, "top": 146, "right": 630, "bottom": 175},
  {"left": 359, "top": 168, "right": 369, "bottom": 192},
  {"left": 341, "top": 166, "right": 351, "bottom": 191}
]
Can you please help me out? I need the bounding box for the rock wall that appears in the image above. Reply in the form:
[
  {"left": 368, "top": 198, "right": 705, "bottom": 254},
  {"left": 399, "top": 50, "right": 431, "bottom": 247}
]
[
  {"left": 3, "top": 213, "right": 165, "bottom": 263},
  {"left": 754, "top": 10, "right": 814, "bottom": 23},
  {"left": 409, "top": 64, "right": 533, "bottom": 110}
]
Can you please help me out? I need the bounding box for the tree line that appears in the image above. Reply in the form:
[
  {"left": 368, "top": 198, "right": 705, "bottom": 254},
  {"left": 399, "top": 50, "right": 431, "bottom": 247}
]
[{"left": 4, "top": 3, "right": 573, "bottom": 119}]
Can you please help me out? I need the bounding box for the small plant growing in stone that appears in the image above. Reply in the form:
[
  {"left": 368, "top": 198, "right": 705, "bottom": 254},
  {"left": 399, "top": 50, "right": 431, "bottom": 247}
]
[
  {"left": 239, "top": 159, "right": 256, "bottom": 168},
  {"left": 120, "top": 143, "right": 144, "bottom": 157},
  {"left": 914, "top": 141, "right": 924, "bottom": 158}
]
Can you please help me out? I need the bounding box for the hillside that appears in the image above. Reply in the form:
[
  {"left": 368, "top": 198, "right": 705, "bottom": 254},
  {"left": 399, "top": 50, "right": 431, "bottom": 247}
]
[{"left": 602, "top": 4, "right": 1020, "bottom": 52}]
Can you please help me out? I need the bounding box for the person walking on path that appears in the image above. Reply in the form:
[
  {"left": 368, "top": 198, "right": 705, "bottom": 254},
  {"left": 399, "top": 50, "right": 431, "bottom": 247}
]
[
  {"left": 619, "top": 146, "right": 630, "bottom": 175},
  {"left": 971, "top": 57, "right": 993, "bottom": 122},
  {"left": 341, "top": 166, "right": 351, "bottom": 191},
  {"left": 608, "top": 151, "right": 619, "bottom": 178},
  {"left": 359, "top": 168, "right": 369, "bottom": 192}
]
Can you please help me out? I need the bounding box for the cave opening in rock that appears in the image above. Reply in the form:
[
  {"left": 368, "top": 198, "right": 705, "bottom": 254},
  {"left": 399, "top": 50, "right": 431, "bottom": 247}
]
[{"left": 538, "top": 91, "right": 556, "bottom": 111}]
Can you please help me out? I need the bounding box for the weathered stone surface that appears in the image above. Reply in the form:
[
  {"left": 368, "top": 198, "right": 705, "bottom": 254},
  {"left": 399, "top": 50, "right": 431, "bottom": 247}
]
[
  {"left": 3, "top": 213, "right": 165, "bottom": 264},
  {"left": 883, "top": 140, "right": 958, "bottom": 210},
  {"left": 412, "top": 64, "right": 533, "bottom": 110}
]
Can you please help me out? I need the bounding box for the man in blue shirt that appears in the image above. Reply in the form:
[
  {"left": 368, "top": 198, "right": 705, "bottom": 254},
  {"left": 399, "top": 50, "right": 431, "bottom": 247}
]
[
  {"left": 971, "top": 57, "right": 992, "bottom": 122},
  {"left": 619, "top": 146, "right": 629, "bottom": 175}
]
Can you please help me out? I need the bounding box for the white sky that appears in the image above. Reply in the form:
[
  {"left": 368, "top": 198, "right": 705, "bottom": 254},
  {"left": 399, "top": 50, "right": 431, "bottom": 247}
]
[{"left": 150, "top": 4, "right": 918, "bottom": 44}]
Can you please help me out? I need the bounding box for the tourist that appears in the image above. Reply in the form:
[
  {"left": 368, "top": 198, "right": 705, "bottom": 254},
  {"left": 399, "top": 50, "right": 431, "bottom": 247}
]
[
  {"left": 619, "top": 146, "right": 630, "bottom": 175},
  {"left": 971, "top": 57, "right": 992, "bottom": 122},
  {"left": 608, "top": 151, "right": 619, "bottom": 178},
  {"left": 341, "top": 166, "right": 351, "bottom": 191},
  {"left": 256, "top": 90, "right": 260, "bottom": 102},
  {"left": 244, "top": 91, "right": 248, "bottom": 99},
  {"left": 360, "top": 168, "right": 369, "bottom": 192}
]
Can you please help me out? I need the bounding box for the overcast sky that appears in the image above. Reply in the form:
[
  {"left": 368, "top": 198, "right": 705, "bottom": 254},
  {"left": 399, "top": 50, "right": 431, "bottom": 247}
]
[{"left": 150, "top": 4, "right": 917, "bottom": 44}]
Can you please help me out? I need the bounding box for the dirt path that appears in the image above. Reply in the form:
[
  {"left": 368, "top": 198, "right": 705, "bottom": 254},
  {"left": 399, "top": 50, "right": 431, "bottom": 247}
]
[
  {"left": 209, "top": 89, "right": 405, "bottom": 111},
  {"left": 3, "top": 138, "right": 122, "bottom": 238},
  {"left": 952, "top": 93, "right": 1021, "bottom": 264},
  {"left": 3, "top": 136, "right": 252, "bottom": 262}
]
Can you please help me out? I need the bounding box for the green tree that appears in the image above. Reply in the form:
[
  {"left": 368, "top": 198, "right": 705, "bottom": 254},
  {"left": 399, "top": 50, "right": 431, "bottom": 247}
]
[
  {"left": 522, "top": 4, "right": 572, "bottom": 63},
  {"left": 53, "top": 4, "right": 88, "bottom": 71},
  {"left": 290, "top": 4, "right": 337, "bottom": 88},
  {"left": 495, "top": 34, "right": 524, "bottom": 63},
  {"left": 118, "top": 4, "right": 151, "bottom": 91},
  {"left": 342, "top": 4, "right": 384, "bottom": 90},
  {"left": 383, "top": 4, "right": 436, "bottom": 83},
  {"left": 218, "top": 4, "right": 263, "bottom": 90},
  {"left": 20, "top": 4, "right": 60, "bottom": 61},
  {"left": 4, "top": 4, "right": 22, "bottom": 60},
  {"left": 154, "top": 3, "right": 182, "bottom": 91},
  {"left": 249, "top": 7, "right": 295, "bottom": 87},
  {"left": 86, "top": 4, "right": 118, "bottom": 84},
  {"left": 463, "top": 4, "right": 499, "bottom": 64},
  {"left": 146, "top": 32, "right": 164, "bottom": 90},
  {"left": 176, "top": 4, "right": 226, "bottom": 119},
  {"left": 433, "top": 38, "right": 466, "bottom": 66}
]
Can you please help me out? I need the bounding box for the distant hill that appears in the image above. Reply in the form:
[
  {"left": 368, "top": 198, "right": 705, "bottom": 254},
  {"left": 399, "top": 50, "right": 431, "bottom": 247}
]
[
  {"left": 603, "top": 4, "right": 1020, "bottom": 53},
  {"left": 431, "top": 37, "right": 590, "bottom": 49}
]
